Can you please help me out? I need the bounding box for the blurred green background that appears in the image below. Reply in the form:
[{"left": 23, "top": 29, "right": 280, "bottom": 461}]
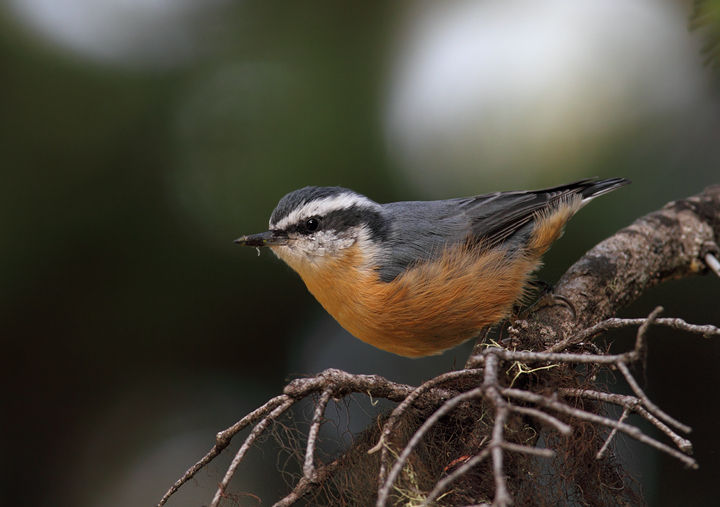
[{"left": 1, "top": 0, "right": 719, "bottom": 506}]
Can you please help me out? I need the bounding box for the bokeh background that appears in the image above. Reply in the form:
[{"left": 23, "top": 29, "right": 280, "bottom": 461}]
[{"left": 2, "top": 0, "right": 719, "bottom": 506}]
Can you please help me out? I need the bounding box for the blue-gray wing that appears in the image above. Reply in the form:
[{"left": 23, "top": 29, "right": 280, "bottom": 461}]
[{"left": 376, "top": 178, "right": 628, "bottom": 282}]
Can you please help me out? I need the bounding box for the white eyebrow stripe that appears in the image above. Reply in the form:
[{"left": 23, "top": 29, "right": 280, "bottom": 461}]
[{"left": 271, "top": 193, "right": 381, "bottom": 230}]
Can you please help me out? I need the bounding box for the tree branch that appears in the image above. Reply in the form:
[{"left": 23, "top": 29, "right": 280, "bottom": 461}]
[{"left": 511, "top": 185, "right": 720, "bottom": 348}]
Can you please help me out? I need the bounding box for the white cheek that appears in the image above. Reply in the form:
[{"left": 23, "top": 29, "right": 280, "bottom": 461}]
[
  {"left": 314, "top": 230, "right": 355, "bottom": 253},
  {"left": 270, "top": 231, "right": 358, "bottom": 269}
]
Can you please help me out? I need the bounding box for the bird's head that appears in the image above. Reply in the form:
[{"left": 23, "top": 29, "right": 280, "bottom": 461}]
[{"left": 235, "top": 186, "right": 388, "bottom": 273}]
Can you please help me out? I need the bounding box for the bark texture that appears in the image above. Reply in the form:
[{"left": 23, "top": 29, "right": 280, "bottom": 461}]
[{"left": 515, "top": 185, "right": 720, "bottom": 346}]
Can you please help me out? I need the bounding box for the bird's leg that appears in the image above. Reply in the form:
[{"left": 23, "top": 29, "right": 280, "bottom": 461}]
[{"left": 517, "top": 280, "right": 576, "bottom": 320}]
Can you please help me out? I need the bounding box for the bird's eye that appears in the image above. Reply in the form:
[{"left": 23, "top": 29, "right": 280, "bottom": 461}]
[{"left": 305, "top": 217, "right": 320, "bottom": 232}]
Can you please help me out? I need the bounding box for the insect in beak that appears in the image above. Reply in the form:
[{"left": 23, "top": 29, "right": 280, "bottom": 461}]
[{"left": 234, "top": 231, "right": 289, "bottom": 247}]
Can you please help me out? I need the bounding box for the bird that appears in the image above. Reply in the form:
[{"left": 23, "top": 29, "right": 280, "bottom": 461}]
[{"left": 235, "top": 178, "right": 630, "bottom": 357}]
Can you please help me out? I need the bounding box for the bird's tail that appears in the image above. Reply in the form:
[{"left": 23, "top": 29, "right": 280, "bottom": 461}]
[{"left": 577, "top": 177, "right": 631, "bottom": 203}]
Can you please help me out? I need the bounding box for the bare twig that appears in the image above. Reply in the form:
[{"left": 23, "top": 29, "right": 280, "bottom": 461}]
[
  {"left": 418, "top": 441, "right": 554, "bottom": 507},
  {"left": 501, "top": 388, "right": 697, "bottom": 469},
  {"left": 545, "top": 314, "right": 720, "bottom": 354},
  {"left": 271, "top": 458, "right": 342, "bottom": 507},
  {"left": 597, "top": 406, "right": 630, "bottom": 459},
  {"left": 482, "top": 353, "right": 512, "bottom": 507},
  {"left": 377, "top": 387, "right": 484, "bottom": 507},
  {"left": 489, "top": 407, "right": 511, "bottom": 507},
  {"left": 378, "top": 348, "right": 568, "bottom": 507},
  {"left": 500, "top": 442, "right": 555, "bottom": 458},
  {"left": 418, "top": 449, "right": 492, "bottom": 507},
  {"left": 507, "top": 404, "right": 572, "bottom": 436},
  {"left": 372, "top": 368, "right": 484, "bottom": 485},
  {"left": 559, "top": 388, "right": 693, "bottom": 454},
  {"left": 470, "top": 349, "right": 632, "bottom": 367},
  {"left": 303, "top": 386, "right": 335, "bottom": 480},
  {"left": 615, "top": 361, "right": 691, "bottom": 434},
  {"left": 156, "top": 394, "right": 290, "bottom": 507},
  {"left": 158, "top": 369, "right": 454, "bottom": 507},
  {"left": 161, "top": 307, "right": 707, "bottom": 507},
  {"left": 210, "top": 397, "right": 296, "bottom": 507}
]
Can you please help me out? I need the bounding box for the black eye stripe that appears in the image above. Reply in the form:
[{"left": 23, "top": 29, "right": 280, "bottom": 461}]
[
  {"left": 283, "top": 216, "right": 320, "bottom": 235},
  {"left": 279, "top": 206, "right": 388, "bottom": 241}
]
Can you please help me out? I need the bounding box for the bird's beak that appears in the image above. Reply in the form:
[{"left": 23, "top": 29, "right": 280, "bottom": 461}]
[{"left": 234, "top": 231, "right": 289, "bottom": 247}]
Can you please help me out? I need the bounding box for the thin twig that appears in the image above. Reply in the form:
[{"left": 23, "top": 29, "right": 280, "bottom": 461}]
[
  {"left": 559, "top": 388, "right": 693, "bottom": 454},
  {"left": 418, "top": 449, "right": 492, "bottom": 507},
  {"left": 471, "top": 349, "right": 629, "bottom": 366},
  {"left": 371, "top": 369, "right": 482, "bottom": 454},
  {"left": 502, "top": 388, "right": 698, "bottom": 469},
  {"left": 490, "top": 407, "right": 511, "bottom": 507},
  {"left": 271, "top": 458, "right": 342, "bottom": 507},
  {"left": 156, "top": 394, "right": 290, "bottom": 507},
  {"left": 507, "top": 404, "right": 572, "bottom": 435},
  {"left": 616, "top": 361, "right": 691, "bottom": 434},
  {"left": 481, "top": 353, "right": 513, "bottom": 507},
  {"left": 597, "top": 406, "right": 630, "bottom": 459},
  {"left": 304, "top": 386, "right": 335, "bottom": 480},
  {"left": 376, "top": 387, "right": 485, "bottom": 507},
  {"left": 372, "top": 369, "right": 483, "bottom": 486},
  {"left": 500, "top": 441, "right": 555, "bottom": 458},
  {"left": 545, "top": 311, "right": 720, "bottom": 353},
  {"left": 632, "top": 306, "right": 664, "bottom": 358},
  {"left": 210, "top": 398, "right": 296, "bottom": 507},
  {"left": 284, "top": 369, "right": 416, "bottom": 402},
  {"left": 635, "top": 405, "right": 693, "bottom": 453}
]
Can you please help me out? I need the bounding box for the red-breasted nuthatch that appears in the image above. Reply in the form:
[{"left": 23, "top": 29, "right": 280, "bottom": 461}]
[{"left": 235, "top": 178, "right": 629, "bottom": 357}]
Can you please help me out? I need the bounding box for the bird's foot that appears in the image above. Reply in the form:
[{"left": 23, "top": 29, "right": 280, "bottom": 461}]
[{"left": 517, "top": 280, "right": 576, "bottom": 321}]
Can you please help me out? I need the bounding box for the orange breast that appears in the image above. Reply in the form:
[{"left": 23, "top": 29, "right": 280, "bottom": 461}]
[{"left": 287, "top": 243, "right": 538, "bottom": 357}]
